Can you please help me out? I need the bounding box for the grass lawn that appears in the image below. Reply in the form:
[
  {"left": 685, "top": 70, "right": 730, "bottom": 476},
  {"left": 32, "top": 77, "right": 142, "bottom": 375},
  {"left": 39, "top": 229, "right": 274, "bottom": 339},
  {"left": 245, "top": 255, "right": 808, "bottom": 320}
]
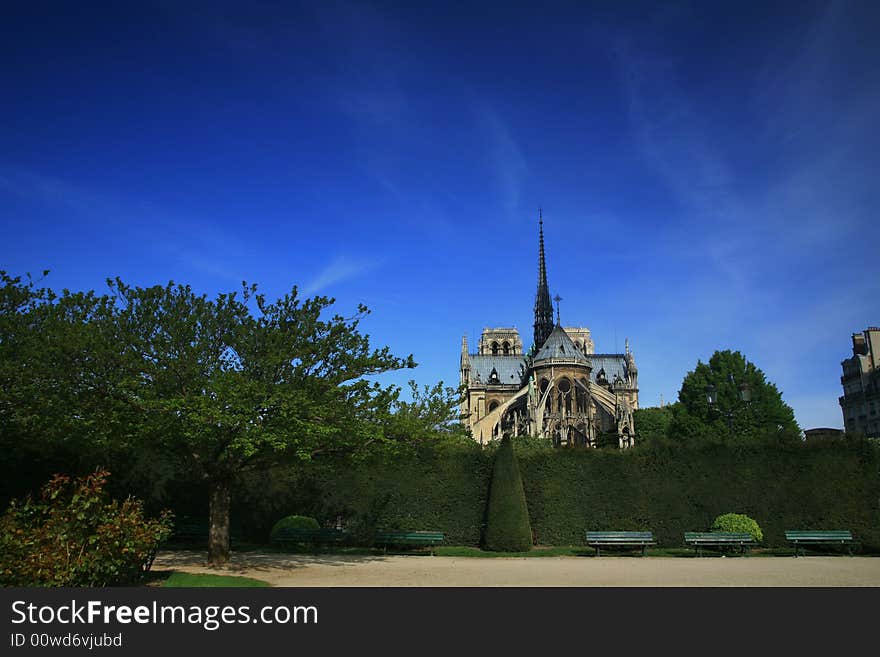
[{"left": 161, "top": 572, "right": 271, "bottom": 587}]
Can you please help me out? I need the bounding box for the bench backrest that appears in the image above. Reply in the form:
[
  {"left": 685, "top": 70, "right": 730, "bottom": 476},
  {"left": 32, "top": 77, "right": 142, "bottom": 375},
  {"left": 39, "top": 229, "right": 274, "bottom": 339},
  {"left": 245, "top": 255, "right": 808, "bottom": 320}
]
[
  {"left": 586, "top": 531, "right": 654, "bottom": 540},
  {"left": 170, "top": 520, "right": 209, "bottom": 539},
  {"left": 684, "top": 532, "right": 754, "bottom": 542},
  {"left": 785, "top": 530, "right": 852, "bottom": 541},
  {"left": 376, "top": 531, "right": 444, "bottom": 540},
  {"left": 274, "top": 527, "right": 347, "bottom": 539}
]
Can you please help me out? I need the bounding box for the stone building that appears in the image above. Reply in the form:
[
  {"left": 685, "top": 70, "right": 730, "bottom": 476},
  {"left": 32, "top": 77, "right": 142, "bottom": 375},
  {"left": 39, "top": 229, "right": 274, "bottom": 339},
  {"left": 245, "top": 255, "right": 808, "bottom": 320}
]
[
  {"left": 839, "top": 327, "right": 880, "bottom": 438},
  {"left": 459, "top": 214, "right": 639, "bottom": 448}
]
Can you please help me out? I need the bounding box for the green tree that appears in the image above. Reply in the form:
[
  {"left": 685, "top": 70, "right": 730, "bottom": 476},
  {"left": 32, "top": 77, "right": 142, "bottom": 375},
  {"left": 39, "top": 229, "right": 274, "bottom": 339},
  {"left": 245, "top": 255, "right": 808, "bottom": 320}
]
[
  {"left": 1, "top": 273, "right": 416, "bottom": 564},
  {"left": 379, "top": 380, "right": 469, "bottom": 446},
  {"left": 633, "top": 405, "right": 676, "bottom": 444},
  {"left": 106, "top": 279, "right": 415, "bottom": 564},
  {"left": 482, "top": 436, "right": 532, "bottom": 552},
  {"left": 670, "top": 350, "right": 800, "bottom": 443}
]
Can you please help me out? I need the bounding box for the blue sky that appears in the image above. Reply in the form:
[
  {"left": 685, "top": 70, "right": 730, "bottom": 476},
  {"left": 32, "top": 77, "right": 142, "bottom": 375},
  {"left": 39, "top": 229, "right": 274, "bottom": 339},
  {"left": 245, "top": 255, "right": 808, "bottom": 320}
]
[{"left": 2, "top": 1, "right": 878, "bottom": 429}]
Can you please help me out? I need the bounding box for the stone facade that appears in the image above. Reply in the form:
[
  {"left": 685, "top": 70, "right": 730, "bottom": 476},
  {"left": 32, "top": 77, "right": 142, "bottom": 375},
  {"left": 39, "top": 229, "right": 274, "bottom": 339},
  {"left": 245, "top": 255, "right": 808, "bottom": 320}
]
[
  {"left": 839, "top": 327, "right": 880, "bottom": 438},
  {"left": 460, "top": 215, "right": 639, "bottom": 448}
]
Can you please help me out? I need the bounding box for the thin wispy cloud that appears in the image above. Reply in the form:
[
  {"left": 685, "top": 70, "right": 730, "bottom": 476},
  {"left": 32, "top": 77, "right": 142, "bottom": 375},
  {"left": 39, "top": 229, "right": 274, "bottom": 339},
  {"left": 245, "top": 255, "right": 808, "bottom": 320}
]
[
  {"left": 479, "top": 107, "right": 528, "bottom": 215},
  {"left": 301, "top": 255, "right": 379, "bottom": 297},
  {"left": 0, "top": 165, "right": 247, "bottom": 283},
  {"left": 614, "top": 41, "right": 738, "bottom": 226},
  {"left": 0, "top": 166, "right": 111, "bottom": 218},
  {"left": 614, "top": 9, "right": 875, "bottom": 292},
  {"left": 606, "top": 5, "right": 879, "bottom": 428}
]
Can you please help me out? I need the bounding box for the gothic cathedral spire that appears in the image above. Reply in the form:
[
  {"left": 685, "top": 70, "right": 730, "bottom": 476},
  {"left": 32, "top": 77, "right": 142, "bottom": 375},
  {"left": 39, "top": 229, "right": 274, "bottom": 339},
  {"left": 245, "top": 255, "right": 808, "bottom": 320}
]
[{"left": 533, "top": 210, "right": 554, "bottom": 350}]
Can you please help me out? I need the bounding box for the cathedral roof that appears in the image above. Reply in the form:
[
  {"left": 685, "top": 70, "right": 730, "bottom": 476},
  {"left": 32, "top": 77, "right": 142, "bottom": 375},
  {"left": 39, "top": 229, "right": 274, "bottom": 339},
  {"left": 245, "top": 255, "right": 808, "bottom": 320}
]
[
  {"left": 532, "top": 325, "right": 591, "bottom": 365},
  {"left": 468, "top": 355, "right": 526, "bottom": 386},
  {"left": 590, "top": 354, "right": 630, "bottom": 384}
]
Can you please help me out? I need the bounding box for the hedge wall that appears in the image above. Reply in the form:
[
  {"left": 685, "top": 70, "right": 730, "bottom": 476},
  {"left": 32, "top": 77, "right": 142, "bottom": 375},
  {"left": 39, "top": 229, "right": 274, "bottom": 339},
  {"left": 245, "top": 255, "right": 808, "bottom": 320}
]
[
  {"left": 230, "top": 438, "right": 880, "bottom": 551},
  {"left": 232, "top": 443, "right": 493, "bottom": 545},
  {"left": 519, "top": 440, "right": 880, "bottom": 550}
]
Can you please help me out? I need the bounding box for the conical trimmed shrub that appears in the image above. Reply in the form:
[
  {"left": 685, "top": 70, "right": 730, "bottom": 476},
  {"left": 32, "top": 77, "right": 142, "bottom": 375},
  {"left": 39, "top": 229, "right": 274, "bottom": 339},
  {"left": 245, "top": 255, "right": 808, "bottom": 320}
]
[{"left": 483, "top": 436, "right": 532, "bottom": 552}]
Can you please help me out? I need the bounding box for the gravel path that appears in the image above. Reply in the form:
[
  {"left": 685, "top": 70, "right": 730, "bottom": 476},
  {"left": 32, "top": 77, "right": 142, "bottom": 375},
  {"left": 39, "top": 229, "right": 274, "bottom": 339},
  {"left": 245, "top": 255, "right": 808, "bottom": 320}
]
[{"left": 153, "top": 550, "right": 880, "bottom": 587}]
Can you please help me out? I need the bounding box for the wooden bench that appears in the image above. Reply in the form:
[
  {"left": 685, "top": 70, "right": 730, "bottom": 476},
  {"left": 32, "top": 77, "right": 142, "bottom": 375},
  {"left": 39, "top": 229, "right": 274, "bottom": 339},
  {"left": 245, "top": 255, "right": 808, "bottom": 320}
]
[
  {"left": 585, "top": 531, "right": 656, "bottom": 557},
  {"left": 375, "top": 531, "right": 444, "bottom": 555},
  {"left": 684, "top": 532, "right": 755, "bottom": 557},
  {"left": 785, "top": 530, "right": 854, "bottom": 557},
  {"left": 169, "top": 519, "right": 209, "bottom": 546},
  {"left": 272, "top": 527, "right": 350, "bottom": 550}
]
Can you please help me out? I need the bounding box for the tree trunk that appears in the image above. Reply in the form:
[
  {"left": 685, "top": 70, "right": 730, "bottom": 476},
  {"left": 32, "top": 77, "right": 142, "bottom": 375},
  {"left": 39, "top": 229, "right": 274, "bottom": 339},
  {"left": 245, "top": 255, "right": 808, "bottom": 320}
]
[{"left": 208, "top": 478, "right": 232, "bottom": 565}]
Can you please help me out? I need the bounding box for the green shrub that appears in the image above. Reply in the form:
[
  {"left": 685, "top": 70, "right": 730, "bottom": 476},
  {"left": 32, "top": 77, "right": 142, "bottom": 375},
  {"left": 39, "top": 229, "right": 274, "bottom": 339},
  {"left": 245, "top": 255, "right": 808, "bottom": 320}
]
[
  {"left": 711, "top": 513, "right": 763, "bottom": 543},
  {"left": 269, "top": 514, "right": 319, "bottom": 541},
  {"left": 0, "top": 469, "right": 173, "bottom": 587},
  {"left": 483, "top": 437, "right": 532, "bottom": 552}
]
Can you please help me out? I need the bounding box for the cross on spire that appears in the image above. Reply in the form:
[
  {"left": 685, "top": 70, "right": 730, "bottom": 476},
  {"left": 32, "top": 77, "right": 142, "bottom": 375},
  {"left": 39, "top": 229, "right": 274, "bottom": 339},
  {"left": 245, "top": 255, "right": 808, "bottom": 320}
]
[{"left": 553, "top": 294, "right": 562, "bottom": 325}]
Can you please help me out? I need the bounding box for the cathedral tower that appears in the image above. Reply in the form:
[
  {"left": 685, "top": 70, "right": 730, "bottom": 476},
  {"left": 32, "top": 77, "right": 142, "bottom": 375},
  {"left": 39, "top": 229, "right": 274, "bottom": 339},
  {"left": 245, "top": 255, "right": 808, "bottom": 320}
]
[{"left": 533, "top": 211, "right": 555, "bottom": 350}]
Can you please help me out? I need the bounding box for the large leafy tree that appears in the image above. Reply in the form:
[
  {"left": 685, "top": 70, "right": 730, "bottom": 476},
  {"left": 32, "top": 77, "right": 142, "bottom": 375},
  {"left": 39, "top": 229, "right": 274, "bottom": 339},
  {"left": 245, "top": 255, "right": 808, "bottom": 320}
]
[
  {"left": 107, "top": 279, "right": 415, "bottom": 564},
  {"left": 670, "top": 350, "right": 800, "bottom": 443},
  {"left": 1, "top": 273, "right": 416, "bottom": 564}
]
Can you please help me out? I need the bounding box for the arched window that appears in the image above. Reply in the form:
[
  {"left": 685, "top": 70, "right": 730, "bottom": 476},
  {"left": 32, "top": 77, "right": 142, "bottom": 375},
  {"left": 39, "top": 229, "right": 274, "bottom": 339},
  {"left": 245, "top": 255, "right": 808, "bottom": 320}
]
[
  {"left": 491, "top": 341, "right": 499, "bottom": 356},
  {"left": 558, "top": 378, "right": 572, "bottom": 413},
  {"left": 577, "top": 378, "right": 589, "bottom": 412},
  {"left": 488, "top": 400, "right": 500, "bottom": 413},
  {"left": 502, "top": 341, "right": 510, "bottom": 356}
]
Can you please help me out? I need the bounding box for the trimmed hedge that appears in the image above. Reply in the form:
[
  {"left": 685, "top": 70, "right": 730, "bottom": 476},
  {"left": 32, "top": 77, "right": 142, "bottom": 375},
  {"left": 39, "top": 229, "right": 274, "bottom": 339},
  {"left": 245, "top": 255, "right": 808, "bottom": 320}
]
[
  {"left": 233, "top": 443, "right": 492, "bottom": 545},
  {"left": 270, "top": 515, "right": 319, "bottom": 541},
  {"left": 712, "top": 513, "right": 763, "bottom": 542},
  {"left": 518, "top": 439, "right": 880, "bottom": 550},
  {"left": 230, "top": 438, "right": 880, "bottom": 552},
  {"left": 483, "top": 437, "right": 532, "bottom": 552}
]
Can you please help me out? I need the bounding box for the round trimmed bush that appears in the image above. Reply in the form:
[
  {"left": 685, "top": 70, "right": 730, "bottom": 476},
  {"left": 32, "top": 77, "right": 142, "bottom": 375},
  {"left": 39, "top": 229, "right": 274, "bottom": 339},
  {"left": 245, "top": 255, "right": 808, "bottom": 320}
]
[
  {"left": 711, "top": 513, "right": 763, "bottom": 543},
  {"left": 270, "top": 515, "right": 319, "bottom": 541}
]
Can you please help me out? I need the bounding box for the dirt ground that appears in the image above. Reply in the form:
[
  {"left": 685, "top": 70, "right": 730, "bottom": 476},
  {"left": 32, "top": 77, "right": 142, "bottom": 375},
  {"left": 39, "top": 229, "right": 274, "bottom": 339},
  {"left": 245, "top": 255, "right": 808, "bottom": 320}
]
[{"left": 152, "top": 550, "right": 880, "bottom": 587}]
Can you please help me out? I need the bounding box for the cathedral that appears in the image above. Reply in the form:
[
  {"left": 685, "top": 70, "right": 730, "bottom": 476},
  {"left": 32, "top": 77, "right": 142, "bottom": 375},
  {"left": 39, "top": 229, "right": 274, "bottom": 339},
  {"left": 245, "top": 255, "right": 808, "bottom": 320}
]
[{"left": 459, "top": 213, "right": 639, "bottom": 448}]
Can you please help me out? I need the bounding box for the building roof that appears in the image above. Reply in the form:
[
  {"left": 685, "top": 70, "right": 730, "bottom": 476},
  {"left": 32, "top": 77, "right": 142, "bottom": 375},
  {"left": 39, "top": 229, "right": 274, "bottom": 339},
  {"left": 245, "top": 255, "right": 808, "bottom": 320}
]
[
  {"left": 590, "top": 354, "right": 629, "bottom": 384},
  {"left": 469, "top": 355, "right": 526, "bottom": 386},
  {"left": 533, "top": 325, "right": 591, "bottom": 365},
  {"left": 468, "top": 351, "right": 631, "bottom": 387}
]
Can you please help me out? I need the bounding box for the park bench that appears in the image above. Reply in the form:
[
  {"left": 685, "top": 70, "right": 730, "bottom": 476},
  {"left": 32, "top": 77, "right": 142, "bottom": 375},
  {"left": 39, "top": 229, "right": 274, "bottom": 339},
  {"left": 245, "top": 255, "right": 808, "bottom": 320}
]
[
  {"left": 684, "top": 532, "right": 755, "bottom": 557},
  {"left": 785, "top": 530, "right": 854, "bottom": 557},
  {"left": 272, "top": 527, "right": 350, "bottom": 550},
  {"left": 169, "top": 519, "right": 210, "bottom": 546},
  {"left": 585, "top": 531, "right": 656, "bottom": 557},
  {"left": 375, "top": 531, "right": 444, "bottom": 555}
]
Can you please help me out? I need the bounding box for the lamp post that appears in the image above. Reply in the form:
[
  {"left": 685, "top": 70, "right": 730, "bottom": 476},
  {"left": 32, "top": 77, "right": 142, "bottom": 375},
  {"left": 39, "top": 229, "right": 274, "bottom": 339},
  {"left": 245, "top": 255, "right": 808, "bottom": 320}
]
[{"left": 705, "top": 375, "right": 753, "bottom": 432}]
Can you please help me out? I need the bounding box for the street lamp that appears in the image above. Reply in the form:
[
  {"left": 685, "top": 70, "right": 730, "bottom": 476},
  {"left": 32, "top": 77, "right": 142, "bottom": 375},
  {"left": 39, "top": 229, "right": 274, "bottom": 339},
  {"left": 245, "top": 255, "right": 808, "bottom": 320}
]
[
  {"left": 705, "top": 383, "right": 718, "bottom": 405},
  {"left": 706, "top": 376, "right": 753, "bottom": 432}
]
